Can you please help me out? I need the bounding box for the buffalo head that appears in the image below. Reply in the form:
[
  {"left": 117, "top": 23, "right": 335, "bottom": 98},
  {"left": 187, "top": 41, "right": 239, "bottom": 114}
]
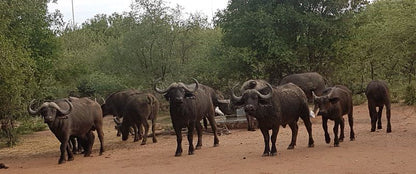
[
  {"left": 312, "top": 89, "right": 339, "bottom": 115},
  {"left": 154, "top": 78, "right": 199, "bottom": 104},
  {"left": 28, "top": 99, "right": 73, "bottom": 123},
  {"left": 231, "top": 83, "right": 273, "bottom": 115}
]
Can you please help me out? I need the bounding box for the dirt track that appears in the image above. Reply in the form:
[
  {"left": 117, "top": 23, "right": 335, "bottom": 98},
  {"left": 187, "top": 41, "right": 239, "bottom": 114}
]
[{"left": 1, "top": 103, "right": 416, "bottom": 174}]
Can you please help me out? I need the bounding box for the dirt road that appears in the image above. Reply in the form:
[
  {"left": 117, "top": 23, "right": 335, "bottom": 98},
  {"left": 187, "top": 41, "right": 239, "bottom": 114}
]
[{"left": 1, "top": 103, "right": 416, "bottom": 174}]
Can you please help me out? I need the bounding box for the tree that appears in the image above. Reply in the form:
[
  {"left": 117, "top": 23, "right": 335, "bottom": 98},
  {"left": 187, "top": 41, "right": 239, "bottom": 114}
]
[{"left": 216, "top": 0, "right": 368, "bottom": 81}]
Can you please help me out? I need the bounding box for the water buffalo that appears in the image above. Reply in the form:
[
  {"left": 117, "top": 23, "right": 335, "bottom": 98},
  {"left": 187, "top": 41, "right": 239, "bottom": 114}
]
[
  {"left": 238, "top": 79, "right": 272, "bottom": 131},
  {"left": 365, "top": 80, "right": 392, "bottom": 133},
  {"left": 232, "top": 82, "right": 314, "bottom": 156},
  {"left": 102, "top": 89, "right": 142, "bottom": 137},
  {"left": 28, "top": 97, "right": 104, "bottom": 164},
  {"left": 279, "top": 72, "right": 326, "bottom": 103},
  {"left": 120, "top": 93, "right": 159, "bottom": 145},
  {"left": 154, "top": 79, "right": 219, "bottom": 156},
  {"left": 313, "top": 85, "right": 355, "bottom": 147}
]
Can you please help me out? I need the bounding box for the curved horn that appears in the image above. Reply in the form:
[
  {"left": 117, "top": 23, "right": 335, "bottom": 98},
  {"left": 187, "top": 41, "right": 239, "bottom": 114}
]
[
  {"left": 153, "top": 78, "right": 177, "bottom": 94},
  {"left": 181, "top": 78, "right": 199, "bottom": 93},
  {"left": 231, "top": 83, "right": 242, "bottom": 102},
  {"left": 327, "top": 88, "right": 335, "bottom": 97},
  {"left": 114, "top": 117, "right": 121, "bottom": 124},
  {"left": 48, "top": 99, "right": 73, "bottom": 115},
  {"left": 257, "top": 83, "right": 273, "bottom": 99},
  {"left": 312, "top": 91, "right": 318, "bottom": 99},
  {"left": 28, "top": 100, "right": 49, "bottom": 115}
]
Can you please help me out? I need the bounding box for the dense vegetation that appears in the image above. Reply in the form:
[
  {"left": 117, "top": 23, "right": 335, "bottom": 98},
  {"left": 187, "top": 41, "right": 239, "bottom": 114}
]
[{"left": 1, "top": 0, "right": 415, "bottom": 146}]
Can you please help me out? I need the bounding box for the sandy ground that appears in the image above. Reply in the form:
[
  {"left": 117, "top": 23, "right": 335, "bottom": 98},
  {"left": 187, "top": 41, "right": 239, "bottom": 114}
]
[{"left": 1, "top": 103, "right": 416, "bottom": 174}]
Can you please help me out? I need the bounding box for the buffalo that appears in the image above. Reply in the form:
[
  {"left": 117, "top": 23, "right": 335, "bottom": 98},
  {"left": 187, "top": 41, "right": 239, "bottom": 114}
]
[
  {"left": 238, "top": 79, "right": 272, "bottom": 131},
  {"left": 101, "top": 89, "right": 142, "bottom": 137},
  {"left": 313, "top": 85, "right": 355, "bottom": 147},
  {"left": 120, "top": 93, "right": 159, "bottom": 145},
  {"left": 232, "top": 82, "right": 314, "bottom": 156},
  {"left": 279, "top": 72, "right": 326, "bottom": 103},
  {"left": 28, "top": 97, "right": 104, "bottom": 164},
  {"left": 154, "top": 79, "right": 219, "bottom": 156},
  {"left": 365, "top": 80, "right": 392, "bottom": 133}
]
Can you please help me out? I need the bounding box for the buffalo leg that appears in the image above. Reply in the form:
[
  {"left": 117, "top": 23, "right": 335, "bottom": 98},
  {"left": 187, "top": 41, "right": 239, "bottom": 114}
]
[
  {"left": 333, "top": 119, "right": 340, "bottom": 147},
  {"left": 202, "top": 117, "right": 208, "bottom": 131},
  {"left": 206, "top": 114, "right": 219, "bottom": 146},
  {"left": 368, "top": 102, "right": 377, "bottom": 132},
  {"left": 151, "top": 118, "right": 157, "bottom": 143},
  {"left": 58, "top": 135, "right": 70, "bottom": 164},
  {"left": 386, "top": 103, "right": 392, "bottom": 133},
  {"left": 322, "top": 117, "right": 330, "bottom": 144},
  {"left": 174, "top": 126, "right": 183, "bottom": 156},
  {"left": 187, "top": 122, "right": 195, "bottom": 155},
  {"left": 141, "top": 119, "right": 149, "bottom": 145},
  {"left": 133, "top": 124, "right": 139, "bottom": 142},
  {"left": 301, "top": 115, "right": 314, "bottom": 147},
  {"left": 339, "top": 117, "right": 345, "bottom": 142},
  {"left": 270, "top": 127, "right": 279, "bottom": 156},
  {"left": 377, "top": 105, "right": 384, "bottom": 129},
  {"left": 247, "top": 115, "right": 255, "bottom": 131},
  {"left": 84, "top": 132, "right": 95, "bottom": 157},
  {"left": 66, "top": 143, "right": 74, "bottom": 161},
  {"left": 260, "top": 128, "right": 270, "bottom": 156},
  {"left": 288, "top": 122, "right": 298, "bottom": 149},
  {"left": 195, "top": 121, "right": 203, "bottom": 149},
  {"left": 348, "top": 110, "right": 355, "bottom": 140},
  {"left": 96, "top": 125, "right": 105, "bottom": 155}
]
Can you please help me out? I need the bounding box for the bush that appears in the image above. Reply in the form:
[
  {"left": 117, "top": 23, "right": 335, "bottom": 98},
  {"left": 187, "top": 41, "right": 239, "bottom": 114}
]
[
  {"left": 404, "top": 83, "right": 416, "bottom": 105},
  {"left": 352, "top": 94, "right": 367, "bottom": 106}
]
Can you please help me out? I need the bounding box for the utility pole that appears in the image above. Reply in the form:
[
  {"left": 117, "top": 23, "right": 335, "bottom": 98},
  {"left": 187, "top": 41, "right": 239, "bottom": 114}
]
[{"left": 71, "top": 0, "right": 75, "bottom": 27}]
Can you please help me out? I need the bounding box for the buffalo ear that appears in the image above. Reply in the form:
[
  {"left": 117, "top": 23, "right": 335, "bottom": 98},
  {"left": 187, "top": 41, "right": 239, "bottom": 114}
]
[
  {"left": 163, "top": 94, "right": 170, "bottom": 101},
  {"left": 329, "top": 97, "right": 340, "bottom": 104}
]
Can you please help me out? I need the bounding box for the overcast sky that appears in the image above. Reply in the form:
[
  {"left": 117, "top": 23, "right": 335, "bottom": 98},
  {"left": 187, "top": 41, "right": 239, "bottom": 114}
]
[{"left": 48, "top": 0, "right": 229, "bottom": 25}]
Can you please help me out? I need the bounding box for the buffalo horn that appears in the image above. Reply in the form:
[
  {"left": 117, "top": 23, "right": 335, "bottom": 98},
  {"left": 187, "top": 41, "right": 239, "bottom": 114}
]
[
  {"left": 180, "top": 78, "right": 199, "bottom": 93},
  {"left": 28, "top": 100, "right": 49, "bottom": 115},
  {"left": 231, "top": 84, "right": 242, "bottom": 102},
  {"left": 49, "top": 99, "right": 73, "bottom": 115},
  {"left": 257, "top": 83, "right": 273, "bottom": 99}
]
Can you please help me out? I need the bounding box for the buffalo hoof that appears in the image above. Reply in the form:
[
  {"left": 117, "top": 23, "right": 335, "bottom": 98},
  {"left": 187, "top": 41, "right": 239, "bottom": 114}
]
[
  {"left": 378, "top": 125, "right": 382, "bottom": 129},
  {"left": 84, "top": 152, "right": 91, "bottom": 157},
  {"left": 334, "top": 143, "right": 339, "bottom": 147},
  {"left": 248, "top": 128, "right": 256, "bottom": 131},
  {"left": 58, "top": 159, "right": 66, "bottom": 164},
  {"left": 350, "top": 137, "right": 355, "bottom": 141},
  {"left": 262, "top": 152, "right": 270, "bottom": 157},
  {"left": 153, "top": 139, "right": 157, "bottom": 143},
  {"left": 308, "top": 144, "right": 314, "bottom": 148},
  {"left": 287, "top": 145, "right": 295, "bottom": 150},
  {"left": 141, "top": 142, "right": 146, "bottom": 145},
  {"left": 371, "top": 128, "right": 376, "bottom": 132},
  {"left": 68, "top": 157, "right": 74, "bottom": 161},
  {"left": 339, "top": 138, "right": 344, "bottom": 142},
  {"left": 195, "top": 145, "right": 202, "bottom": 150},
  {"left": 133, "top": 139, "right": 139, "bottom": 142},
  {"left": 271, "top": 152, "right": 277, "bottom": 156},
  {"left": 188, "top": 151, "right": 194, "bottom": 155},
  {"left": 214, "top": 143, "right": 219, "bottom": 147},
  {"left": 175, "top": 152, "right": 182, "bottom": 157},
  {"left": 387, "top": 128, "right": 392, "bottom": 133},
  {"left": 325, "top": 138, "right": 331, "bottom": 144}
]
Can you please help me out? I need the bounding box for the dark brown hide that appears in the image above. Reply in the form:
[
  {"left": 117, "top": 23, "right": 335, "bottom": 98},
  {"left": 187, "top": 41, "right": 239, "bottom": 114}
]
[
  {"left": 28, "top": 97, "right": 104, "bottom": 164},
  {"left": 237, "top": 79, "right": 271, "bottom": 131},
  {"left": 233, "top": 83, "right": 314, "bottom": 156},
  {"left": 120, "top": 93, "right": 159, "bottom": 145},
  {"left": 365, "top": 80, "right": 392, "bottom": 133},
  {"left": 313, "top": 85, "right": 355, "bottom": 147},
  {"left": 279, "top": 72, "right": 326, "bottom": 103},
  {"left": 154, "top": 80, "right": 219, "bottom": 156}
]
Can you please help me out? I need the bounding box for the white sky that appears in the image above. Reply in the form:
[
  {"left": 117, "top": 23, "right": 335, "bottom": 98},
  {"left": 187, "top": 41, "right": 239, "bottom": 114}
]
[{"left": 48, "top": 0, "right": 229, "bottom": 25}]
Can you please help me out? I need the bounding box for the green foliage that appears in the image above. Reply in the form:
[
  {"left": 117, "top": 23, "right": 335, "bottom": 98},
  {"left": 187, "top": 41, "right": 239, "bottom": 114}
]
[
  {"left": 333, "top": 0, "right": 416, "bottom": 99},
  {"left": 216, "top": 0, "right": 368, "bottom": 81},
  {"left": 404, "top": 83, "right": 416, "bottom": 105}
]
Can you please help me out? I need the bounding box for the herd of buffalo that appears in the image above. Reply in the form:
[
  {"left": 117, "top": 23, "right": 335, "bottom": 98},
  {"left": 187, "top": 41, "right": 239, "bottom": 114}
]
[{"left": 27, "top": 72, "right": 392, "bottom": 164}]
